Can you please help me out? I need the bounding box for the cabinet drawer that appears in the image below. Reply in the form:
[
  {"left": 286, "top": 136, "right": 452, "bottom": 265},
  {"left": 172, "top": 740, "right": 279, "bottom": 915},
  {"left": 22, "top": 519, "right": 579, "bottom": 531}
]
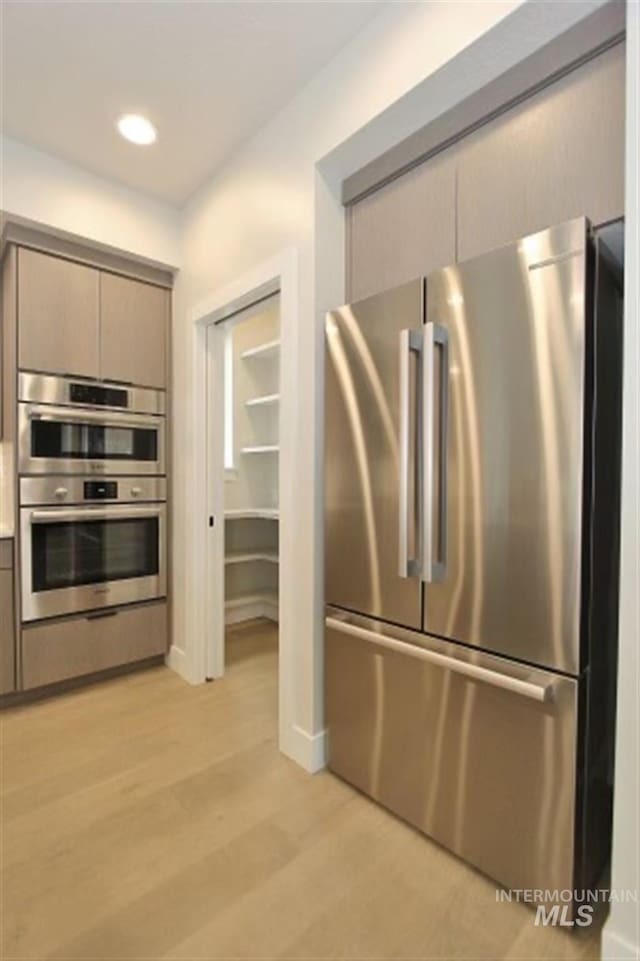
[
  {"left": 22, "top": 601, "right": 167, "bottom": 690},
  {"left": 326, "top": 612, "right": 578, "bottom": 894}
]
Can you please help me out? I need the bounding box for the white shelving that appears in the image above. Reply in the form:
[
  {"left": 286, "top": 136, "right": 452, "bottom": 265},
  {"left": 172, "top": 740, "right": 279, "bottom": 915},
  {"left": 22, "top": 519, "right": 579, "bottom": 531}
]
[
  {"left": 224, "top": 508, "right": 279, "bottom": 520},
  {"left": 225, "top": 551, "right": 278, "bottom": 565},
  {"left": 246, "top": 393, "right": 280, "bottom": 408},
  {"left": 241, "top": 444, "right": 279, "bottom": 454},
  {"left": 240, "top": 339, "right": 280, "bottom": 360},
  {"left": 225, "top": 303, "right": 280, "bottom": 626}
]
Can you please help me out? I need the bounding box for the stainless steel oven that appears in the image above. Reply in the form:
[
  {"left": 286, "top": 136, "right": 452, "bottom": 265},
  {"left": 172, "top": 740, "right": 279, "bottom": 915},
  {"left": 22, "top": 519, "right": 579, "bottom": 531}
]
[
  {"left": 20, "top": 476, "right": 167, "bottom": 622},
  {"left": 18, "top": 372, "right": 166, "bottom": 476}
]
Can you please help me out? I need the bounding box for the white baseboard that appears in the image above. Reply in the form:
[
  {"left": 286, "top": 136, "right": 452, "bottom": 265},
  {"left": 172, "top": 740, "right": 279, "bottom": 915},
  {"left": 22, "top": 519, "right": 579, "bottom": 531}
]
[
  {"left": 225, "top": 600, "right": 266, "bottom": 625},
  {"left": 168, "top": 637, "right": 324, "bottom": 773},
  {"left": 282, "top": 723, "right": 327, "bottom": 773},
  {"left": 225, "top": 600, "right": 278, "bottom": 625},
  {"left": 263, "top": 600, "right": 278, "bottom": 623},
  {"left": 169, "top": 604, "right": 278, "bottom": 685},
  {"left": 602, "top": 929, "right": 640, "bottom": 961},
  {"left": 166, "top": 644, "right": 195, "bottom": 684}
]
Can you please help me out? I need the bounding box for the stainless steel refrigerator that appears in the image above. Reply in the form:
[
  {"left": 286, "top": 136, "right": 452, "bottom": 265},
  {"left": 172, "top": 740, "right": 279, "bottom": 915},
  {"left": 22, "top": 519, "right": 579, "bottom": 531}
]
[{"left": 324, "top": 217, "right": 622, "bottom": 900}]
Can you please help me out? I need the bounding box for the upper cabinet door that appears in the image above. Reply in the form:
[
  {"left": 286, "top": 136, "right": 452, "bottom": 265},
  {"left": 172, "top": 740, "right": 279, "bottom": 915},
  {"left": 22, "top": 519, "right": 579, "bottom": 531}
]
[
  {"left": 100, "top": 273, "right": 168, "bottom": 388},
  {"left": 457, "top": 43, "right": 624, "bottom": 261},
  {"left": 18, "top": 248, "right": 99, "bottom": 378},
  {"left": 346, "top": 146, "right": 457, "bottom": 303}
]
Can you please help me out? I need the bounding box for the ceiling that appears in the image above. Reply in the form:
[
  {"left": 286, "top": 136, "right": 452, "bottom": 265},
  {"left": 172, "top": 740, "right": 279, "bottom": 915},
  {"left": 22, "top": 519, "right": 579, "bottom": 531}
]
[{"left": 1, "top": 1, "right": 384, "bottom": 205}]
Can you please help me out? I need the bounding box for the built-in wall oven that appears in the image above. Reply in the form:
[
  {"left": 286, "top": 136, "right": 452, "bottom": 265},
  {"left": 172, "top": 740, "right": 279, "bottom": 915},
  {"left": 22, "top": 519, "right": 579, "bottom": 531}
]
[
  {"left": 18, "top": 372, "right": 166, "bottom": 476},
  {"left": 20, "top": 476, "right": 167, "bottom": 622}
]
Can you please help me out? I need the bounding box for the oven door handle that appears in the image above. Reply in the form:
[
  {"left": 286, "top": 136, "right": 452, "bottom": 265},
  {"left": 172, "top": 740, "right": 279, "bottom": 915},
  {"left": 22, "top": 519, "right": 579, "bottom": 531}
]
[
  {"left": 26, "top": 404, "right": 162, "bottom": 428},
  {"left": 29, "top": 506, "right": 164, "bottom": 524}
]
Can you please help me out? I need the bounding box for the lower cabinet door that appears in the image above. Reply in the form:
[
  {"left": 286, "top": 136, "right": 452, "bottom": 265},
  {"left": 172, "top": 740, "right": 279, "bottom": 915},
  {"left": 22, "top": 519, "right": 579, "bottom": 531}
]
[
  {"left": 22, "top": 601, "right": 168, "bottom": 690},
  {"left": 0, "top": 566, "right": 16, "bottom": 694},
  {"left": 325, "top": 610, "right": 579, "bottom": 895}
]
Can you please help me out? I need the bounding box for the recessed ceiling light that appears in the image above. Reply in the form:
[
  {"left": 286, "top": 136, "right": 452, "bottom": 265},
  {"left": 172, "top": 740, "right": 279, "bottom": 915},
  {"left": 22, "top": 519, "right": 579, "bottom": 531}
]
[{"left": 117, "top": 114, "right": 157, "bottom": 146}]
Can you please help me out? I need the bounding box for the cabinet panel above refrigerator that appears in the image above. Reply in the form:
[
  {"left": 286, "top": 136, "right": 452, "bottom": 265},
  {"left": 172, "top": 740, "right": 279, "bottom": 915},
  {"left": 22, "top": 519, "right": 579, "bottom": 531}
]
[{"left": 325, "top": 280, "right": 423, "bottom": 630}]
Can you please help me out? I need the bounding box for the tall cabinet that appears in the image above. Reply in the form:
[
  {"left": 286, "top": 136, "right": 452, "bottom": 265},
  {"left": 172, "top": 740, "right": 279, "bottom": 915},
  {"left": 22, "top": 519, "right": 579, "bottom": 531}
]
[{"left": 0, "top": 227, "right": 173, "bottom": 697}]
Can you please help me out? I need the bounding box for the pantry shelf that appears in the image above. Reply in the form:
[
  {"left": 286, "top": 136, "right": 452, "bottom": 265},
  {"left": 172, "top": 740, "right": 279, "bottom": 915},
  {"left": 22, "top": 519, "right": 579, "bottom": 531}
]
[
  {"left": 240, "top": 339, "right": 280, "bottom": 360},
  {"left": 225, "top": 551, "right": 278, "bottom": 565},
  {"left": 246, "top": 393, "right": 280, "bottom": 407},
  {"left": 224, "top": 508, "right": 279, "bottom": 520}
]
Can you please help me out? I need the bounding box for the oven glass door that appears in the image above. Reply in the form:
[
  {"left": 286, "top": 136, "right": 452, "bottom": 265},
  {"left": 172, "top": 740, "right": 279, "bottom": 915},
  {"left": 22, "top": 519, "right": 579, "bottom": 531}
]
[
  {"left": 19, "top": 405, "right": 165, "bottom": 475},
  {"left": 33, "top": 516, "right": 159, "bottom": 591},
  {"left": 30, "top": 420, "right": 158, "bottom": 463},
  {"left": 21, "top": 505, "right": 166, "bottom": 621}
]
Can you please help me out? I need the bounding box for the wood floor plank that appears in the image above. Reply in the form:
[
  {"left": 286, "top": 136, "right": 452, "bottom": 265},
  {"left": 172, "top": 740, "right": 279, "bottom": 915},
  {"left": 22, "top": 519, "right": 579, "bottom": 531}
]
[{"left": 0, "top": 619, "right": 604, "bottom": 960}]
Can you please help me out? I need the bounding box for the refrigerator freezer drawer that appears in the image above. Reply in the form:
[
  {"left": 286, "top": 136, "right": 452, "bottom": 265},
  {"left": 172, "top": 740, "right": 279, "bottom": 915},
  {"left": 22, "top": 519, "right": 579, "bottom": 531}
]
[{"left": 325, "top": 609, "right": 578, "bottom": 894}]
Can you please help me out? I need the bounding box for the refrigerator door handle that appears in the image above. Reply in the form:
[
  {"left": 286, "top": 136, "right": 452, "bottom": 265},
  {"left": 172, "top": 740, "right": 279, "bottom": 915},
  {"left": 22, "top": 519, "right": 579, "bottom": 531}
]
[
  {"left": 423, "top": 322, "right": 449, "bottom": 583},
  {"left": 398, "top": 329, "right": 423, "bottom": 578},
  {"left": 326, "top": 616, "right": 554, "bottom": 703}
]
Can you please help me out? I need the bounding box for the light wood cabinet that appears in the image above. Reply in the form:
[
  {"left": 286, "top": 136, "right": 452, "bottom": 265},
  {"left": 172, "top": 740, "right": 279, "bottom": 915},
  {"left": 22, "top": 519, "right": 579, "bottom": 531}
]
[
  {"left": 15, "top": 247, "right": 170, "bottom": 388},
  {"left": 346, "top": 43, "right": 625, "bottom": 291},
  {"left": 0, "top": 541, "right": 16, "bottom": 695},
  {"left": 100, "top": 273, "right": 168, "bottom": 388},
  {"left": 347, "top": 147, "right": 457, "bottom": 302},
  {"left": 21, "top": 601, "right": 168, "bottom": 690},
  {"left": 18, "top": 248, "right": 100, "bottom": 378},
  {"left": 456, "top": 43, "right": 625, "bottom": 262}
]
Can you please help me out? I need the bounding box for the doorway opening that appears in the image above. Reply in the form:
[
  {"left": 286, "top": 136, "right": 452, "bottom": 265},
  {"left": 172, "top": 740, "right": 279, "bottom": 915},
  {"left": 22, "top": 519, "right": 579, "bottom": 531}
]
[
  {"left": 210, "top": 293, "right": 280, "bottom": 679},
  {"left": 189, "top": 249, "right": 300, "bottom": 764}
]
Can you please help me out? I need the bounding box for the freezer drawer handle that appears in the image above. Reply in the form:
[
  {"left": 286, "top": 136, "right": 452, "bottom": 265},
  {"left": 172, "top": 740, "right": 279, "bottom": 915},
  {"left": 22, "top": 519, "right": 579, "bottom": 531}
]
[
  {"left": 422, "top": 322, "right": 449, "bottom": 583},
  {"left": 398, "top": 329, "right": 423, "bottom": 578},
  {"left": 326, "top": 616, "right": 553, "bottom": 703}
]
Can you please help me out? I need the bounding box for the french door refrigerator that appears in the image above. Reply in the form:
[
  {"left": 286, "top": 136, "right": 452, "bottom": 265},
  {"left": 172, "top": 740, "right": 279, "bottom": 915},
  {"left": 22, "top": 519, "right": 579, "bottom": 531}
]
[{"left": 325, "top": 217, "right": 622, "bottom": 901}]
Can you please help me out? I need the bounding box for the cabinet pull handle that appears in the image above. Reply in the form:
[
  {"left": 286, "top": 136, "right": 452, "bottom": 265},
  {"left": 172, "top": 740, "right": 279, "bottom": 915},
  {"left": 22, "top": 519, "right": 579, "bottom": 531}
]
[{"left": 86, "top": 610, "right": 119, "bottom": 621}]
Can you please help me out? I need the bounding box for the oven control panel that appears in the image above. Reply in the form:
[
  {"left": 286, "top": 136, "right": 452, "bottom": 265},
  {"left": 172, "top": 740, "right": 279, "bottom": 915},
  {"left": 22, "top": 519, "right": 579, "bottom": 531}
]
[
  {"left": 84, "top": 481, "right": 118, "bottom": 500},
  {"left": 20, "top": 476, "right": 167, "bottom": 506},
  {"left": 69, "top": 382, "right": 129, "bottom": 408}
]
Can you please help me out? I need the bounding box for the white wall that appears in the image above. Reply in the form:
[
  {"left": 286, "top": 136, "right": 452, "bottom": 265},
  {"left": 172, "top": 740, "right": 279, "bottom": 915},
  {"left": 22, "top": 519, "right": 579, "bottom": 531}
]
[
  {"left": 602, "top": 3, "right": 640, "bottom": 958},
  {"left": 0, "top": 135, "right": 180, "bottom": 266},
  {"left": 173, "top": 0, "right": 525, "bottom": 752}
]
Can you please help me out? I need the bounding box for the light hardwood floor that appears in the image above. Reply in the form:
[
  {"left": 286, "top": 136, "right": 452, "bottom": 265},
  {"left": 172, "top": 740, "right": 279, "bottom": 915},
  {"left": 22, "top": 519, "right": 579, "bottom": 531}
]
[{"left": 1, "top": 619, "right": 602, "bottom": 959}]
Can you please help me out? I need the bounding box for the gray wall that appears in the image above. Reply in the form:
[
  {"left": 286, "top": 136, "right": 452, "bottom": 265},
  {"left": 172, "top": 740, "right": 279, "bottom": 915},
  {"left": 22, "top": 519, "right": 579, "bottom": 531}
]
[{"left": 346, "top": 41, "right": 625, "bottom": 301}]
